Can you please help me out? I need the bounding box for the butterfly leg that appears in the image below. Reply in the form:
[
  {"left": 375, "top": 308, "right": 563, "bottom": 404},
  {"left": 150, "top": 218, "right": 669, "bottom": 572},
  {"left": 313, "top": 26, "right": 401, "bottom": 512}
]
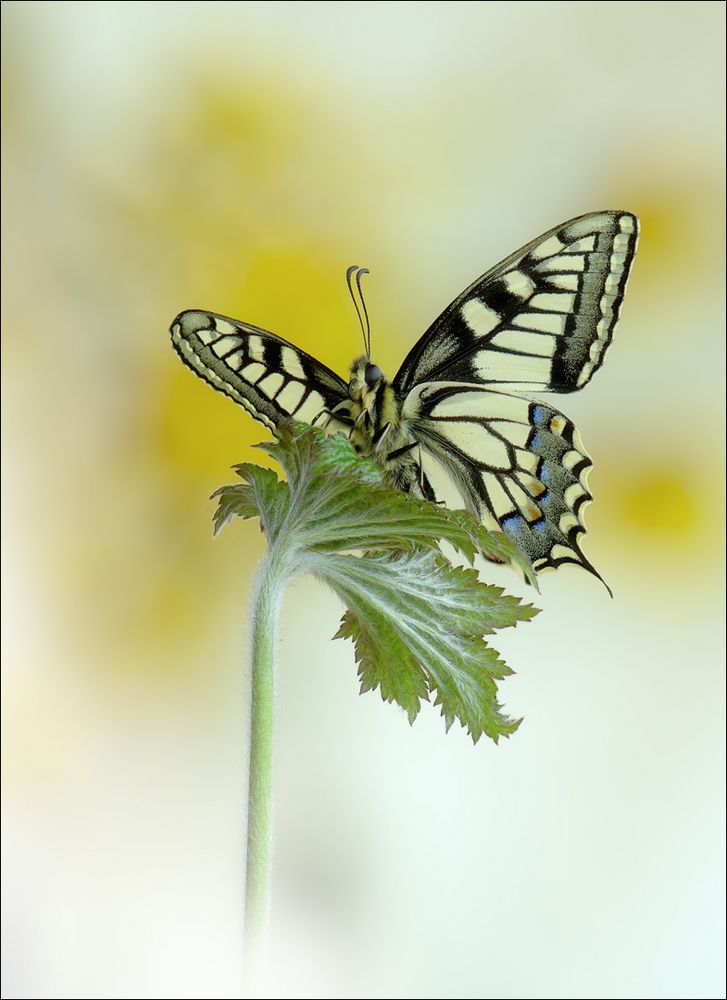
[
  {"left": 313, "top": 408, "right": 354, "bottom": 427},
  {"left": 386, "top": 440, "right": 416, "bottom": 462},
  {"left": 383, "top": 442, "right": 438, "bottom": 503}
]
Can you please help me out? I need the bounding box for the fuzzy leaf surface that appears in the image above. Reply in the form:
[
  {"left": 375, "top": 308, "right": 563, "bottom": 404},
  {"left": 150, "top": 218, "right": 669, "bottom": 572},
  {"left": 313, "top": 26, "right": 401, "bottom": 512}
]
[{"left": 320, "top": 549, "right": 536, "bottom": 742}]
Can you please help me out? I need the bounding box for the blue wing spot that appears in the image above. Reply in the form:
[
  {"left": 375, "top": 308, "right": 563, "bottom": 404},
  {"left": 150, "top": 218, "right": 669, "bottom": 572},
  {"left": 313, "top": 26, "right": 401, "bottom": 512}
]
[
  {"left": 540, "top": 464, "right": 550, "bottom": 484},
  {"left": 532, "top": 405, "right": 546, "bottom": 426},
  {"left": 534, "top": 519, "right": 547, "bottom": 534},
  {"left": 529, "top": 432, "right": 542, "bottom": 451},
  {"left": 538, "top": 490, "right": 553, "bottom": 512},
  {"left": 502, "top": 513, "right": 525, "bottom": 536}
]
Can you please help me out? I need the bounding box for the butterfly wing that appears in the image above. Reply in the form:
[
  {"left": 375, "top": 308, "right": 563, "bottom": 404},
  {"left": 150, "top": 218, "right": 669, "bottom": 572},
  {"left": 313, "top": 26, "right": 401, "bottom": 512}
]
[
  {"left": 393, "top": 211, "right": 638, "bottom": 396},
  {"left": 395, "top": 211, "right": 639, "bottom": 585},
  {"left": 403, "top": 382, "right": 604, "bottom": 584},
  {"left": 170, "top": 310, "right": 350, "bottom": 431}
]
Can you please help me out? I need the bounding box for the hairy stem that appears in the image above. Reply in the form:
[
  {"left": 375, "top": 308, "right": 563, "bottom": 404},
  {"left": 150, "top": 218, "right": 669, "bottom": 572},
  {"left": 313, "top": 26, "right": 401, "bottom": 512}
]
[{"left": 245, "top": 544, "right": 286, "bottom": 958}]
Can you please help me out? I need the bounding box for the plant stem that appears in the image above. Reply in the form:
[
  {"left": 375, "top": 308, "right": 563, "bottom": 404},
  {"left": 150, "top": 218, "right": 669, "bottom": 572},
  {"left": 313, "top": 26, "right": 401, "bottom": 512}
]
[{"left": 245, "top": 544, "right": 285, "bottom": 957}]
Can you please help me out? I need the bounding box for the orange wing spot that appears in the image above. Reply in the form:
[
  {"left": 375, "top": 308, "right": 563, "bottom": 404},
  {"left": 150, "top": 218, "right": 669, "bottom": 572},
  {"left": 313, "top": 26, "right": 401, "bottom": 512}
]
[
  {"left": 549, "top": 415, "right": 566, "bottom": 434},
  {"left": 524, "top": 503, "right": 542, "bottom": 523},
  {"left": 520, "top": 475, "right": 547, "bottom": 498}
]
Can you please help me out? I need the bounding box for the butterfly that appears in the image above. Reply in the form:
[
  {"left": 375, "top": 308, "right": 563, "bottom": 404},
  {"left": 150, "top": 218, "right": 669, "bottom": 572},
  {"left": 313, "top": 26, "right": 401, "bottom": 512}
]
[{"left": 170, "top": 210, "right": 638, "bottom": 588}]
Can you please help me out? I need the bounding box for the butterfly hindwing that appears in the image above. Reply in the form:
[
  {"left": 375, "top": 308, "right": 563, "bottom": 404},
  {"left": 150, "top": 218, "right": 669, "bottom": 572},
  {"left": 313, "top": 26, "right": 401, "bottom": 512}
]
[
  {"left": 393, "top": 210, "right": 638, "bottom": 395},
  {"left": 404, "top": 382, "right": 603, "bottom": 583},
  {"left": 170, "top": 310, "right": 349, "bottom": 431}
]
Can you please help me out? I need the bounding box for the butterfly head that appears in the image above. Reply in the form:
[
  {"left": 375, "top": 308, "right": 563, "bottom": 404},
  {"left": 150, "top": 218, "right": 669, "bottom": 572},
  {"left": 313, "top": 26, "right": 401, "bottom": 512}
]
[
  {"left": 346, "top": 354, "right": 401, "bottom": 453},
  {"left": 347, "top": 355, "right": 385, "bottom": 406}
]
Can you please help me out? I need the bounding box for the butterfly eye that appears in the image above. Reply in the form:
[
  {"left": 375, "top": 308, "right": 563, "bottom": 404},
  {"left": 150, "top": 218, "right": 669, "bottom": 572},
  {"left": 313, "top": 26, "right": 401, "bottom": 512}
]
[{"left": 365, "top": 363, "right": 382, "bottom": 385}]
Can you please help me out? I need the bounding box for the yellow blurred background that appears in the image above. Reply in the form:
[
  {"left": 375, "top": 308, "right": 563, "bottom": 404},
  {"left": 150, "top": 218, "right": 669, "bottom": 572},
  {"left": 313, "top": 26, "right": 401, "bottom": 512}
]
[{"left": 2, "top": 2, "right": 725, "bottom": 997}]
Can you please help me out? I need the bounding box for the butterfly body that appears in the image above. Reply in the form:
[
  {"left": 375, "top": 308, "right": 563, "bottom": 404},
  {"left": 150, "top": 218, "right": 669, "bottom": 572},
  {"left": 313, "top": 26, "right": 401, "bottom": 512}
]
[
  {"left": 171, "top": 210, "right": 638, "bottom": 585},
  {"left": 339, "top": 356, "right": 423, "bottom": 495}
]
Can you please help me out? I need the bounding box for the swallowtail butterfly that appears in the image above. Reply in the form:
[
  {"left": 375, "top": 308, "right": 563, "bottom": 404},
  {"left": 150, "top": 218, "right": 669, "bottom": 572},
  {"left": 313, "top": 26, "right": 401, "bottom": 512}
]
[{"left": 170, "top": 210, "right": 638, "bottom": 587}]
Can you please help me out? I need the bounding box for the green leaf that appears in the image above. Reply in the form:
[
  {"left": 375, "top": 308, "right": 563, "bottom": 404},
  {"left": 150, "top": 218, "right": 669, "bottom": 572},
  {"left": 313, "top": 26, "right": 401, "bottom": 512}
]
[
  {"left": 213, "top": 421, "right": 540, "bottom": 744},
  {"left": 213, "top": 465, "right": 291, "bottom": 543},
  {"left": 320, "top": 550, "right": 536, "bottom": 743}
]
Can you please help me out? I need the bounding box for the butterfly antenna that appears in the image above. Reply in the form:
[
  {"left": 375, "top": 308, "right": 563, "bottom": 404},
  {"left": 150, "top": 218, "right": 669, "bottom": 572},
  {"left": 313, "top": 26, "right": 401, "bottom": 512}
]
[
  {"left": 346, "top": 264, "right": 371, "bottom": 357},
  {"left": 355, "top": 267, "right": 371, "bottom": 357},
  {"left": 346, "top": 265, "right": 366, "bottom": 355}
]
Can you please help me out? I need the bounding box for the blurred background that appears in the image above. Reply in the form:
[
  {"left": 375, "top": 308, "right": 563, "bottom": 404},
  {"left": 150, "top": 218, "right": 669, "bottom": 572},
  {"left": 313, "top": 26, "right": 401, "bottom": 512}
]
[{"left": 2, "top": 3, "right": 725, "bottom": 998}]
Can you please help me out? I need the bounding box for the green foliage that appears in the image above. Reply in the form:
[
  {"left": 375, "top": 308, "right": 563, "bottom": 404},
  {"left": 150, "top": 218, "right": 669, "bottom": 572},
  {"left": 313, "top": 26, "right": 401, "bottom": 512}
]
[{"left": 213, "top": 422, "right": 539, "bottom": 744}]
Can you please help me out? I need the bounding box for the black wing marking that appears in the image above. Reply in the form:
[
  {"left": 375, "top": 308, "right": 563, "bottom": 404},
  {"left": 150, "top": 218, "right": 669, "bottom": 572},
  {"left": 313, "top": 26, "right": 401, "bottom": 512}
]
[
  {"left": 404, "top": 382, "right": 608, "bottom": 588},
  {"left": 170, "top": 310, "right": 350, "bottom": 431},
  {"left": 393, "top": 211, "right": 638, "bottom": 396}
]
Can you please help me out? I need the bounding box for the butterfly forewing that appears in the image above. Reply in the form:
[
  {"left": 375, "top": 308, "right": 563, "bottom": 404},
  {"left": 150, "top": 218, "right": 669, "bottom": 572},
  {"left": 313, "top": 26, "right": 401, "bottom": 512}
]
[
  {"left": 393, "top": 210, "right": 638, "bottom": 395},
  {"left": 170, "top": 310, "right": 349, "bottom": 431}
]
